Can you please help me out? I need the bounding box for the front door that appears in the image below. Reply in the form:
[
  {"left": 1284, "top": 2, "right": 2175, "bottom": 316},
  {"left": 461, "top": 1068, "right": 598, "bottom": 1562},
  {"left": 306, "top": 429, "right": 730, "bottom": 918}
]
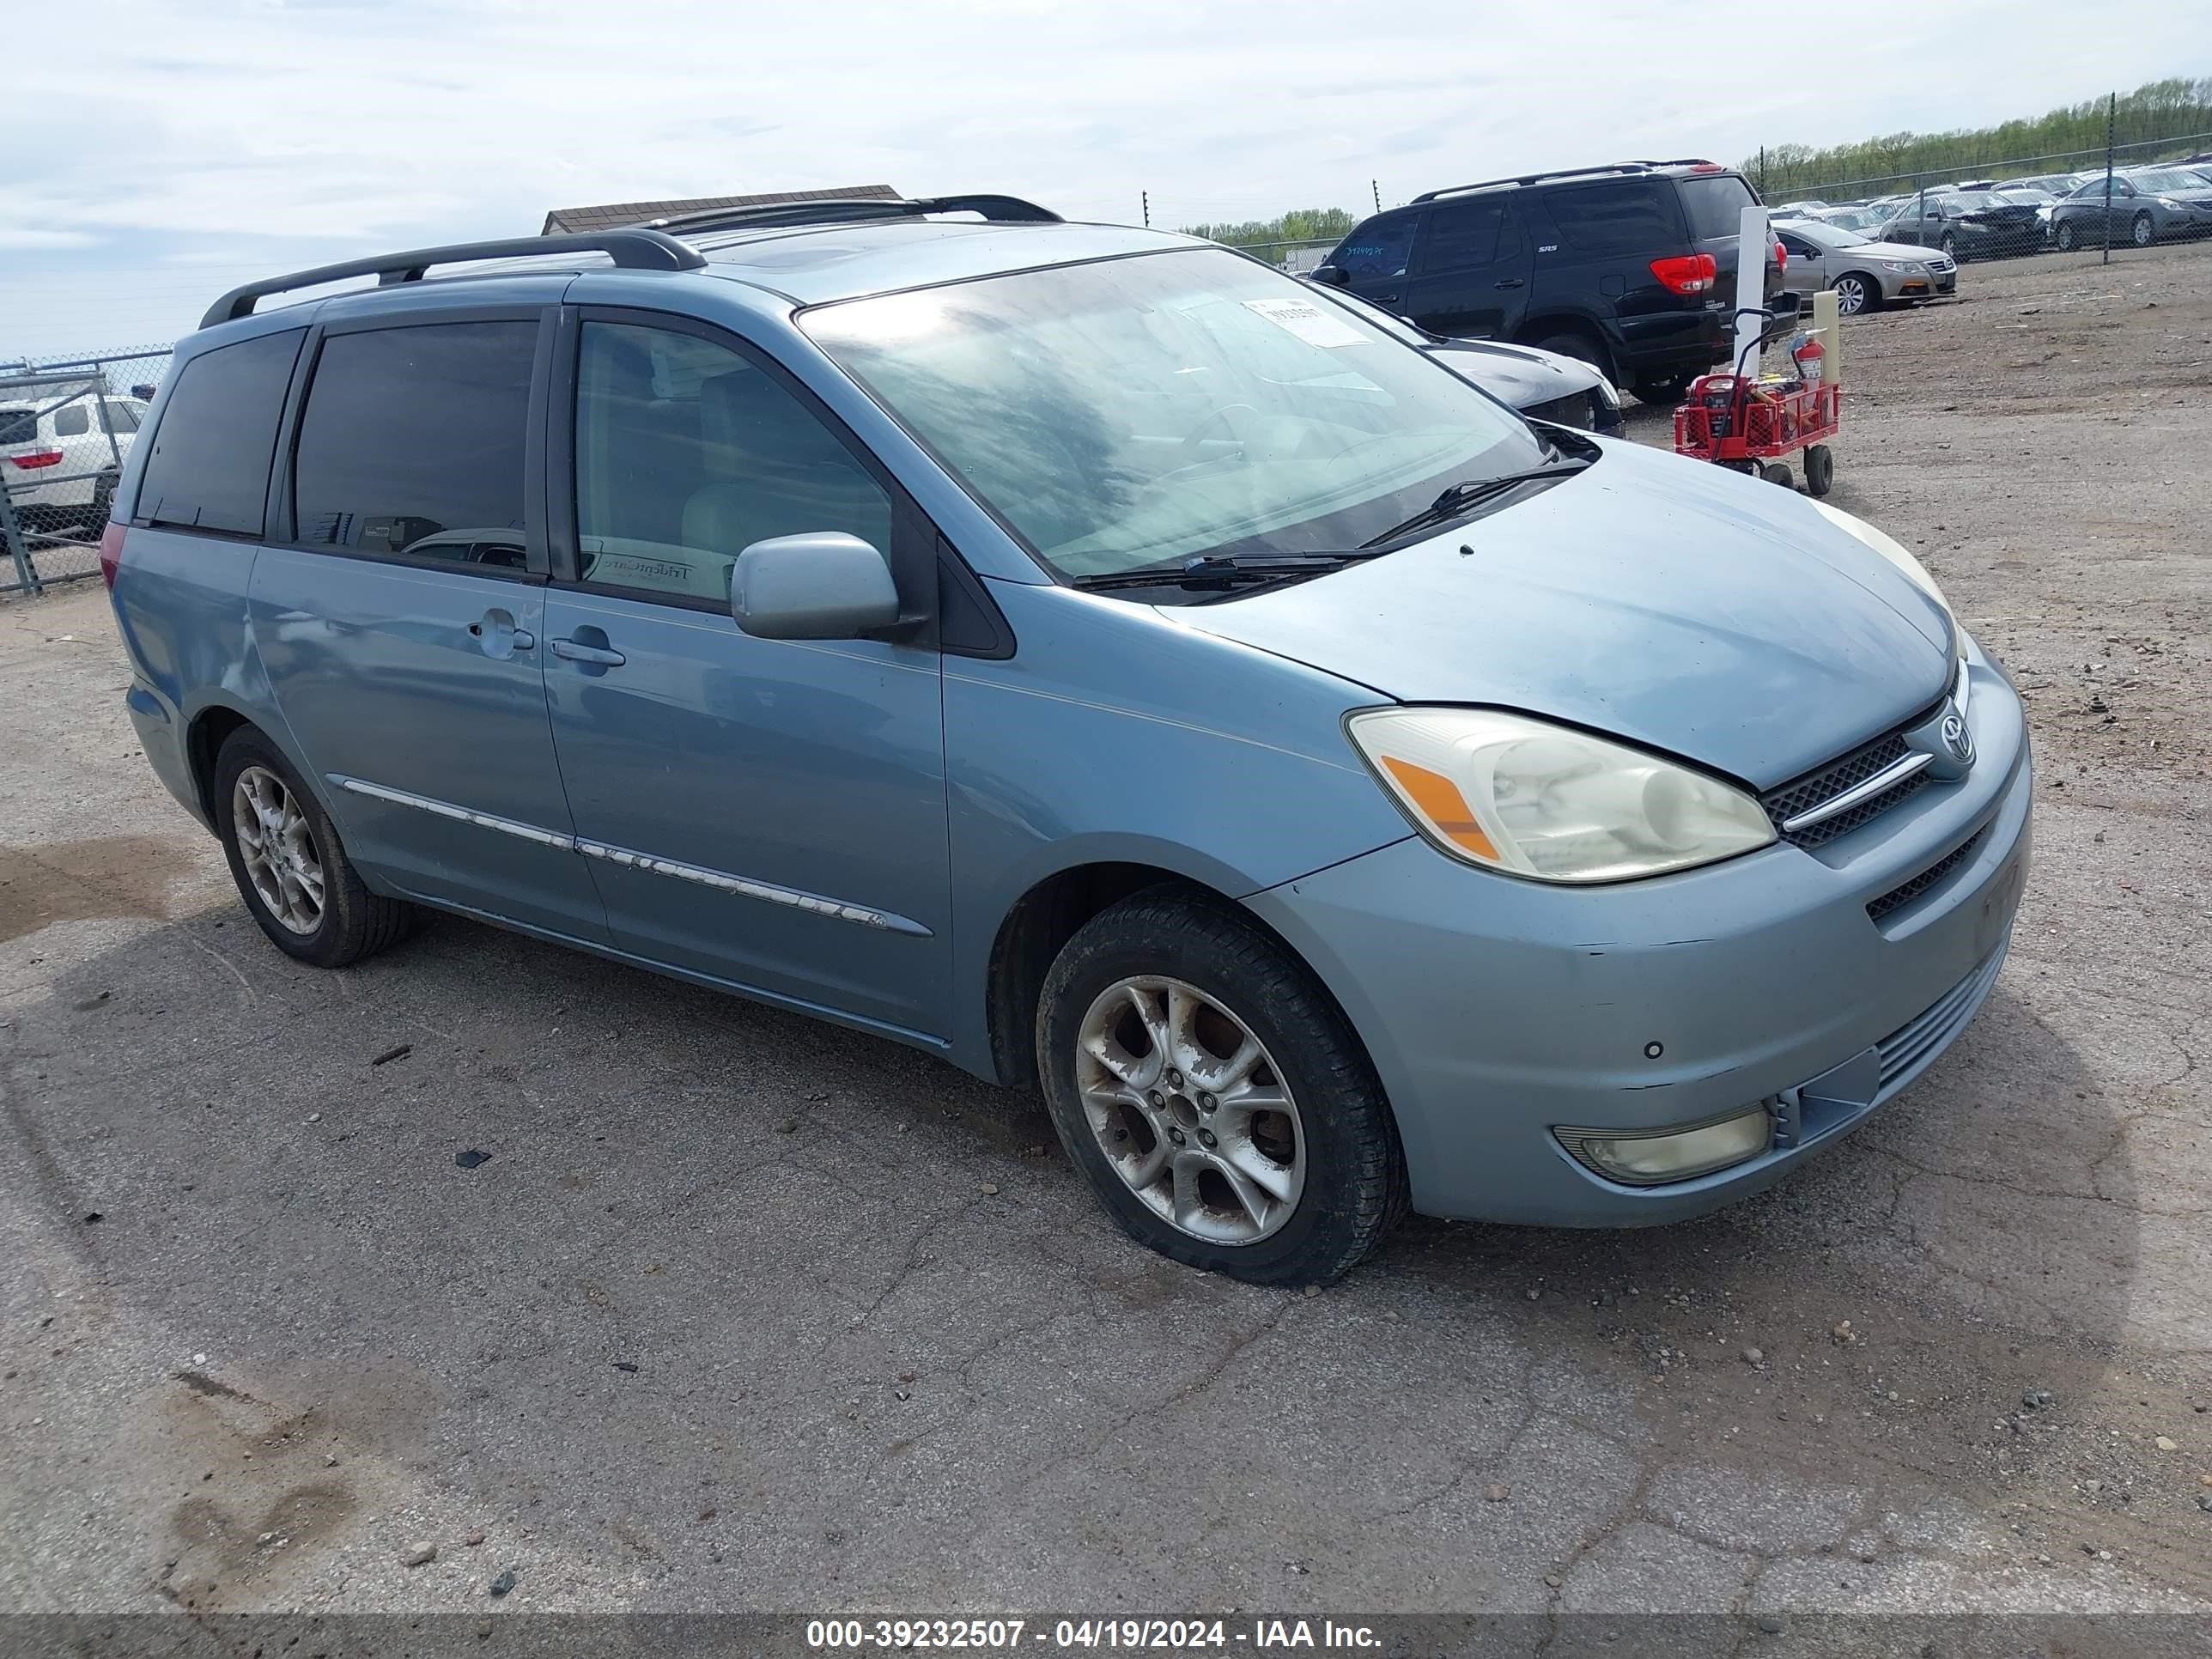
[
  {"left": 252, "top": 310, "right": 610, "bottom": 943},
  {"left": 540, "top": 313, "right": 952, "bottom": 1043},
  {"left": 1399, "top": 198, "right": 1528, "bottom": 338}
]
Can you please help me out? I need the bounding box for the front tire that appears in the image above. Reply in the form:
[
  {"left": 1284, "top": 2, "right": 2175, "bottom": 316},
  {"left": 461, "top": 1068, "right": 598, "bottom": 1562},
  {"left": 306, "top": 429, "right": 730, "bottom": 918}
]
[
  {"left": 213, "top": 727, "right": 415, "bottom": 968},
  {"left": 2056, "top": 220, "right": 2079, "bottom": 252},
  {"left": 1632, "top": 373, "right": 1692, "bottom": 406},
  {"left": 1036, "top": 890, "right": 1407, "bottom": 1285},
  {"left": 1832, "top": 273, "right": 1878, "bottom": 317},
  {"left": 2132, "top": 211, "right": 2154, "bottom": 247}
]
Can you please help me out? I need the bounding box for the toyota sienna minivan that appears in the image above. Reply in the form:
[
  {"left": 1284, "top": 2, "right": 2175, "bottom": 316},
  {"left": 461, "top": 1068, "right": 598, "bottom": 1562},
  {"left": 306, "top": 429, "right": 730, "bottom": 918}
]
[{"left": 104, "top": 194, "right": 2029, "bottom": 1285}]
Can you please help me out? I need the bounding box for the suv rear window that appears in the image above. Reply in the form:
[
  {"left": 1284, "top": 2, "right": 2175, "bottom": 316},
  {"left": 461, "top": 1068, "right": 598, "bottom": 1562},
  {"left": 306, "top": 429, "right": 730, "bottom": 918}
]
[
  {"left": 137, "top": 328, "right": 306, "bottom": 537},
  {"left": 292, "top": 321, "right": 536, "bottom": 559},
  {"left": 1546, "top": 181, "right": 1681, "bottom": 253},
  {"left": 0, "top": 407, "right": 35, "bottom": 446},
  {"left": 1678, "top": 173, "right": 1757, "bottom": 240}
]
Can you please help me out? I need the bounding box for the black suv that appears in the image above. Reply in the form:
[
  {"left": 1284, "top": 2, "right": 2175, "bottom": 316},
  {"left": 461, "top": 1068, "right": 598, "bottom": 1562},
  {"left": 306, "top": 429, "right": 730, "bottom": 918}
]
[{"left": 1313, "top": 161, "right": 1785, "bottom": 404}]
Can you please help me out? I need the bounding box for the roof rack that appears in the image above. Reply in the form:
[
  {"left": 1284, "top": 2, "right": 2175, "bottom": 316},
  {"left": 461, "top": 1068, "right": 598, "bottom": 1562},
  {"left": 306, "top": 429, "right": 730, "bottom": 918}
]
[
  {"left": 1412, "top": 159, "right": 1724, "bottom": 203},
  {"left": 200, "top": 229, "right": 706, "bottom": 330},
  {"left": 647, "top": 191, "right": 1062, "bottom": 238}
]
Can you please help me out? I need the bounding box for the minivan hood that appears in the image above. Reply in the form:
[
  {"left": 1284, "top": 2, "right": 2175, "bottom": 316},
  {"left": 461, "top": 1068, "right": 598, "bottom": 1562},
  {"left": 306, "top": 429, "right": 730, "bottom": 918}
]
[{"left": 1172, "top": 438, "right": 1953, "bottom": 789}]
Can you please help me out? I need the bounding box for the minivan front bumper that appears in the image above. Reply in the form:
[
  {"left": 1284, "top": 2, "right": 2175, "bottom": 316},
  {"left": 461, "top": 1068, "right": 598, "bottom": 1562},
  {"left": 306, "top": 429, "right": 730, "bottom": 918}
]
[{"left": 1245, "top": 654, "right": 2030, "bottom": 1225}]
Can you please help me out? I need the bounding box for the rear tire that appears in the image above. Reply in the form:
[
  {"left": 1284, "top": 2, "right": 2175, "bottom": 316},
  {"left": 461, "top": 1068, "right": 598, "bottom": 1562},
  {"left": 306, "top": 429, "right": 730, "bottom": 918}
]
[
  {"left": 1532, "top": 331, "right": 1612, "bottom": 382},
  {"left": 213, "top": 727, "right": 416, "bottom": 969},
  {"left": 1832, "top": 273, "right": 1879, "bottom": 317},
  {"left": 1036, "top": 889, "right": 1407, "bottom": 1285},
  {"left": 1632, "top": 373, "right": 1692, "bottom": 406}
]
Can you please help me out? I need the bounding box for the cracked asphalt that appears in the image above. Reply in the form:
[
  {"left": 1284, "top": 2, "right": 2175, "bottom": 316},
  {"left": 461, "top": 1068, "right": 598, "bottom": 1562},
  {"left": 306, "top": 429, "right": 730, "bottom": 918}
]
[{"left": 1, "top": 244, "right": 2208, "bottom": 1638}]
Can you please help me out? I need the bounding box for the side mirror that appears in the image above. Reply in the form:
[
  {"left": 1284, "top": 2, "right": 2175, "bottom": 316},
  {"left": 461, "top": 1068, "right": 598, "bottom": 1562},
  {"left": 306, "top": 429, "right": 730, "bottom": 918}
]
[
  {"left": 1308, "top": 264, "right": 1350, "bottom": 288},
  {"left": 731, "top": 532, "right": 900, "bottom": 641}
]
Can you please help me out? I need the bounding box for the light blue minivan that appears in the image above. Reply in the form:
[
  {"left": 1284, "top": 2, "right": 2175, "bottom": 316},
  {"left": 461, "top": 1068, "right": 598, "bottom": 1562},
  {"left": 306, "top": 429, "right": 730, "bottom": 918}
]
[{"left": 104, "top": 195, "right": 2028, "bottom": 1283}]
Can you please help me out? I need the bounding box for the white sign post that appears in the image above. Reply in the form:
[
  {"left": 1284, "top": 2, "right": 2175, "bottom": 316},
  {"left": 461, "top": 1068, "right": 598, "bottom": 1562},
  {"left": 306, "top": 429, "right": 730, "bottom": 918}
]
[{"left": 1732, "top": 202, "right": 1771, "bottom": 379}]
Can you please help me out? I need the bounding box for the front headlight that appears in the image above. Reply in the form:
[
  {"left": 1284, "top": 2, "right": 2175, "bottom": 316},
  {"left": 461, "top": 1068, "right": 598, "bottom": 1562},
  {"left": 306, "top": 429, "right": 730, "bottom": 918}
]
[
  {"left": 2158, "top": 198, "right": 2181, "bottom": 210},
  {"left": 1592, "top": 374, "right": 1621, "bottom": 410},
  {"left": 1808, "top": 500, "right": 1959, "bottom": 657},
  {"left": 1346, "top": 708, "right": 1775, "bottom": 884}
]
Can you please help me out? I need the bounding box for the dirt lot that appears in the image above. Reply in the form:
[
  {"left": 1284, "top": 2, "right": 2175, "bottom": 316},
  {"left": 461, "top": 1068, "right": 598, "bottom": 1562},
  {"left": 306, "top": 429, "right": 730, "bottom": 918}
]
[{"left": 2, "top": 245, "right": 2209, "bottom": 1642}]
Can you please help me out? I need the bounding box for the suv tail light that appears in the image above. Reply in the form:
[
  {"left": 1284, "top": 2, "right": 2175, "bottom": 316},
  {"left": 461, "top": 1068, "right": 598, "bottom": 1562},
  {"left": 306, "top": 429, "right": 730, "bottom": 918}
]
[
  {"left": 8, "top": 448, "right": 65, "bottom": 469},
  {"left": 1649, "top": 253, "right": 1717, "bottom": 295},
  {"left": 99, "top": 520, "right": 126, "bottom": 590}
]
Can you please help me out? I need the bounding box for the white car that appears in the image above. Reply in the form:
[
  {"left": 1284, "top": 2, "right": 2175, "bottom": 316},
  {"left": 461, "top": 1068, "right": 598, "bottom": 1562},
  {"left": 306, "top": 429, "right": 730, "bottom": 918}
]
[{"left": 0, "top": 374, "right": 149, "bottom": 543}]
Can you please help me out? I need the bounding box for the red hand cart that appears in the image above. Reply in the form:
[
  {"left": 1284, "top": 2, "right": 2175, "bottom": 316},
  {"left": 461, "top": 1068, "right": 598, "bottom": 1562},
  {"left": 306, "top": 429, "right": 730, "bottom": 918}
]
[{"left": 1673, "top": 374, "right": 1839, "bottom": 495}]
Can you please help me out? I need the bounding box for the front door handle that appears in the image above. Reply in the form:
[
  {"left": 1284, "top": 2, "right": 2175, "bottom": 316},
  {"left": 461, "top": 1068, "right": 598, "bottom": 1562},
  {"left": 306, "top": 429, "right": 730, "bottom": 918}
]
[
  {"left": 1493, "top": 277, "right": 1525, "bottom": 289},
  {"left": 551, "top": 637, "right": 626, "bottom": 667}
]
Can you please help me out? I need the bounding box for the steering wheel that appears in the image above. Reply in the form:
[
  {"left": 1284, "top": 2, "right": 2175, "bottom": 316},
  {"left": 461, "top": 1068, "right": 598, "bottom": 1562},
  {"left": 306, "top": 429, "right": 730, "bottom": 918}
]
[{"left": 1179, "top": 403, "right": 1261, "bottom": 463}]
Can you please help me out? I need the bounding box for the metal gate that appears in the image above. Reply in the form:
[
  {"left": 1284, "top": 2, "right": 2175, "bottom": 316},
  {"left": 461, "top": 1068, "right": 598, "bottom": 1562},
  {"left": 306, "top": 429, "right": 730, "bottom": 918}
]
[{"left": 1, "top": 346, "right": 173, "bottom": 596}]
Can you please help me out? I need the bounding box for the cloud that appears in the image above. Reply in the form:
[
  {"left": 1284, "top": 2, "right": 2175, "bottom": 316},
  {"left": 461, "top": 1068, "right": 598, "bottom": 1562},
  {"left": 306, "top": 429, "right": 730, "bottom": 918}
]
[{"left": 1, "top": 0, "right": 2204, "bottom": 352}]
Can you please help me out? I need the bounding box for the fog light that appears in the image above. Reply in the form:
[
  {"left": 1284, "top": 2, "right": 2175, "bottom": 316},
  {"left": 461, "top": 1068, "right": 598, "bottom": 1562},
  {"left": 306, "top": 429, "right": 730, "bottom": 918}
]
[{"left": 1555, "top": 1106, "right": 1772, "bottom": 1187}]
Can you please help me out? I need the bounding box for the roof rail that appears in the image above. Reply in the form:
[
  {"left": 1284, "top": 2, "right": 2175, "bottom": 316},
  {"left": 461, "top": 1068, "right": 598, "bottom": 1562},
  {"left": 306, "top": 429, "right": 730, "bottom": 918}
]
[
  {"left": 647, "top": 191, "right": 1062, "bottom": 238},
  {"left": 1412, "top": 159, "right": 1728, "bottom": 204},
  {"left": 200, "top": 229, "right": 706, "bottom": 330}
]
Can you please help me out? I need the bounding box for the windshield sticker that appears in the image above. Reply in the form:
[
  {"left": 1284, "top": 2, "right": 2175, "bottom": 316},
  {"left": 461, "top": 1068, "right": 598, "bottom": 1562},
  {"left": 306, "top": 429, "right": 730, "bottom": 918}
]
[{"left": 1240, "top": 297, "right": 1369, "bottom": 349}]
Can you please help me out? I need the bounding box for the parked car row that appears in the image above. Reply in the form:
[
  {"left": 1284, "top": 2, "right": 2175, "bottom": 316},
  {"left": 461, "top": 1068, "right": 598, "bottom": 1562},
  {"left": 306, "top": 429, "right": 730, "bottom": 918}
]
[{"left": 1786, "top": 164, "right": 2212, "bottom": 259}]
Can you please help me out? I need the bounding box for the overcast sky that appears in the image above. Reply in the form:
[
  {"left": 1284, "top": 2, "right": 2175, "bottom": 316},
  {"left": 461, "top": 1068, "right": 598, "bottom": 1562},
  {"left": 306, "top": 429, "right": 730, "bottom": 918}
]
[{"left": 3, "top": 0, "right": 2204, "bottom": 357}]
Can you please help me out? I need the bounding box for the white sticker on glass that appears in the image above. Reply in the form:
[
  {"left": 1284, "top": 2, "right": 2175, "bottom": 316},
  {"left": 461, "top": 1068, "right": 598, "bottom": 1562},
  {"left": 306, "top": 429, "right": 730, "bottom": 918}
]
[{"left": 1239, "top": 297, "right": 1370, "bottom": 349}]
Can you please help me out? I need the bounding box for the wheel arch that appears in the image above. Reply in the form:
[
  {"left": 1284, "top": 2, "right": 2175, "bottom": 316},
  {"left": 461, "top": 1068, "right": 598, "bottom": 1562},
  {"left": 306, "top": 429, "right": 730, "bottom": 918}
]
[
  {"left": 983, "top": 860, "right": 1378, "bottom": 1097},
  {"left": 1511, "top": 313, "right": 1618, "bottom": 381}
]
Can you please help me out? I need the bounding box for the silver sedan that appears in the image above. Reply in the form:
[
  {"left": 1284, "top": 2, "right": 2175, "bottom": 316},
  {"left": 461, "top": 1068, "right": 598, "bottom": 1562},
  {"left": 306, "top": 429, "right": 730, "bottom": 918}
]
[{"left": 1775, "top": 218, "right": 1956, "bottom": 316}]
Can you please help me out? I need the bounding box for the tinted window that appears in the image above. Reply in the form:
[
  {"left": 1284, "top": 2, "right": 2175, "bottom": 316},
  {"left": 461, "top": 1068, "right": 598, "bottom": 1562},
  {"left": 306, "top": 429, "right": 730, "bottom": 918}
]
[
  {"left": 1547, "top": 181, "right": 1680, "bottom": 252},
  {"left": 294, "top": 321, "right": 536, "bottom": 562},
  {"left": 574, "top": 321, "right": 892, "bottom": 605},
  {"left": 1334, "top": 215, "right": 1417, "bottom": 278},
  {"left": 54, "top": 402, "right": 89, "bottom": 437},
  {"left": 1678, "top": 174, "right": 1756, "bottom": 240},
  {"left": 101, "top": 401, "right": 143, "bottom": 434},
  {"left": 1418, "top": 198, "right": 1510, "bottom": 273},
  {"left": 0, "top": 407, "right": 33, "bottom": 446},
  {"left": 137, "top": 328, "right": 305, "bottom": 536}
]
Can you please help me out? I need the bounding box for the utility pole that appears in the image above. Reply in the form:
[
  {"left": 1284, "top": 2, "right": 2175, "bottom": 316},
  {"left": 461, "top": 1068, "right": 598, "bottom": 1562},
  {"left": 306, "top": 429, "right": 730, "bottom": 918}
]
[
  {"left": 1370, "top": 179, "right": 1382, "bottom": 214},
  {"left": 2100, "top": 92, "right": 2116, "bottom": 265},
  {"left": 1141, "top": 190, "right": 1150, "bottom": 228}
]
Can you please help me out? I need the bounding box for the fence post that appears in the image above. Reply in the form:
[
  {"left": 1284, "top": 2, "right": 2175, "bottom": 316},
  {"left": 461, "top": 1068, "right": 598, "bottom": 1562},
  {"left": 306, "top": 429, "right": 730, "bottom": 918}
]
[
  {"left": 2101, "top": 94, "right": 2115, "bottom": 264},
  {"left": 0, "top": 485, "right": 39, "bottom": 597}
]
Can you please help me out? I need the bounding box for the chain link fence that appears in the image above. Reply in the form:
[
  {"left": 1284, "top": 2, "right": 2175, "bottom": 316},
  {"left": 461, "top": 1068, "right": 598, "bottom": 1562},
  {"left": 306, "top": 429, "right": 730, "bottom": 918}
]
[{"left": 1, "top": 346, "right": 173, "bottom": 597}]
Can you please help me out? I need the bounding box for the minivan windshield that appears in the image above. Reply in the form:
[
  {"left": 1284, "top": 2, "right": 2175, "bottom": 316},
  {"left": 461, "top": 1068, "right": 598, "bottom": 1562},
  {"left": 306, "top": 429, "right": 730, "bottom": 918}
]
[{"left": 802, "top": 248, "right": 1547, "bottom": 580}]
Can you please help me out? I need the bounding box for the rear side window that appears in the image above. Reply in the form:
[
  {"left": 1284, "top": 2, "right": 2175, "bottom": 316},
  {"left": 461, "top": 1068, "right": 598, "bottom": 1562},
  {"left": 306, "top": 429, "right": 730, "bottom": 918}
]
[
  {"left": 1419, "top": 198, "right": 1515, "bottom": 273},
  {"left": 1334, "top": 215, "right": 1418, "bottom": 278},
  {"left": 137, "top": 328, "right": 306, "bottom": 536},
  {"left": 293, "top": 321, "right": 537, "bottom": 562},
  {"left": 1546, "top": 181, "right": 1681, "bottom": 253},
  {"left": 101, "top": 401, "right": 142, "bottom": 434},
  {"left": 1678, "top": 174, "right": 1757, "bottom": 240}
]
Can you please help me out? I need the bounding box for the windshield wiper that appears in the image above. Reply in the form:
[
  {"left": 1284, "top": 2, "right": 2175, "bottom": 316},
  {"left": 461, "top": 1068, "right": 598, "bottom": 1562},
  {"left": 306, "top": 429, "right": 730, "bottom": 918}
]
[
  {"left": 1358, "top": 456, "right": 1594, "bottom": 550},
  {"left": 1069, "top": 550, "right": 1386, "bottom": 592}
]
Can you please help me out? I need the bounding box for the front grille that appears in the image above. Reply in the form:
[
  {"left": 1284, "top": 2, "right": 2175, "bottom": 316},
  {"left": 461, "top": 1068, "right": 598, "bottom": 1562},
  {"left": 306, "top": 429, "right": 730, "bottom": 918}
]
[
  {"left": 1524, "top": 392, "right": 1591, "bottom": 430},
  {"left": 1868, "top": 826, "right": 1988, "bottom": 926},
  {"left": 1760, "top": 711, "right": 1940, "bottom": 849}
]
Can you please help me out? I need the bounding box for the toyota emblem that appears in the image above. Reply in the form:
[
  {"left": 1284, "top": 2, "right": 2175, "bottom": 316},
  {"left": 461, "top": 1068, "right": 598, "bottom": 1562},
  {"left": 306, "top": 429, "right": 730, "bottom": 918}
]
[{"left": 1940, "top": 709, "right": 1974, "bottom": 767}]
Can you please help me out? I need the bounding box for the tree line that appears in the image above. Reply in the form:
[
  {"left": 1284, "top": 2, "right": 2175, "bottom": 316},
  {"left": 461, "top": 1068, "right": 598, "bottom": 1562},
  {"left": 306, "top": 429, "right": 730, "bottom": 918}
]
[
  {"left": 1176, "top": 208, "right": 1357, "bottom": 264},
  {"left": 1745, "top": 77, "right": 2212, "bottom": 198}
]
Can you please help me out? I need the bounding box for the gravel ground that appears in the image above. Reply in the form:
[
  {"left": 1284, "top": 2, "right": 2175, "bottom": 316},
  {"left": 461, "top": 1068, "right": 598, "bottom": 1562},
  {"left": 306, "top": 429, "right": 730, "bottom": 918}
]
[{"left": 1, "top": 243, "right": 2208, "bottom": 1638}]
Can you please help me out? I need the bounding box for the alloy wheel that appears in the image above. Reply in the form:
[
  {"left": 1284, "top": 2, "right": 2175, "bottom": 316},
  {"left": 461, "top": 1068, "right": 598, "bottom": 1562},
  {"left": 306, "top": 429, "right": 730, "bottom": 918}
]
[
  {"left": 2133, "top": 213, "right": 2154, "bottom": 247},
  {"left": 232, "top": 765, "right": 325, "bottom": 934},
  {"left": 1834, "top": 276, "right": 1868, "bottom": 316},
  {"left": 1073, "top": 975, "right": 1304, "bottom": 1245}
]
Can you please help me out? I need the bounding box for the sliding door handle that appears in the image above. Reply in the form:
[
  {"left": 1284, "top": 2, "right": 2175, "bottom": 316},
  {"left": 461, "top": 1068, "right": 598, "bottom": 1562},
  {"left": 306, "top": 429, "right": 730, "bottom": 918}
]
[{"left": 551, "top": 637, "right": 626, "bottom": 667}]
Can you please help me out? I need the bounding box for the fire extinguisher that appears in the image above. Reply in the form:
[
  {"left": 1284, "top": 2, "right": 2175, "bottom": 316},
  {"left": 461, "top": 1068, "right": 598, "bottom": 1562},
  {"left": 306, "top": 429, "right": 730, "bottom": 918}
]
[{"left": 1790, "top": 331, "right": 1826, "bottom": 388}]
